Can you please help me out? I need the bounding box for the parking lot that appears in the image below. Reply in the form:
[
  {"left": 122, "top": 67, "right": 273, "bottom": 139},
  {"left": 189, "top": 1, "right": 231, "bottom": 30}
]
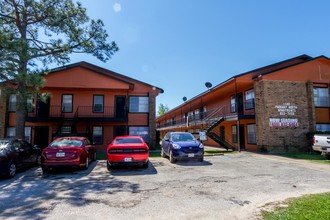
[{"left": 1, "top": 152, "right": 330, "bottom": 220}]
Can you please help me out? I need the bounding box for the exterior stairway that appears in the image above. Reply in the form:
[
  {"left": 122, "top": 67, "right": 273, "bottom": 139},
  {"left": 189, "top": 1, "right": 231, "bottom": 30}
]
[{"left": 202, "top": 109, "right": 233, "bottom": 150}]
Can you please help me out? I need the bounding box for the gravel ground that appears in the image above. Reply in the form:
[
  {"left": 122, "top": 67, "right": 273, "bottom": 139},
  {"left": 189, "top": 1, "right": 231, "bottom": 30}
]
[{"left": 0, "top": 152, "right": 330, "bottom": 220}]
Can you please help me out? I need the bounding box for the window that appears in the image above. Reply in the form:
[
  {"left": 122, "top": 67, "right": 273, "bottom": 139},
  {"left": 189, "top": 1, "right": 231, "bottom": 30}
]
[
  {"left": 231, "top": 125, "right": 237, "bottom": 143},
  {"left": 8, "top": 94, "right": 16, "bottom": 112},
  {"left": 129, "top": 126, "right": 149, "bottom": 142},
  {"left": 92, "top": 126, "right": 103, "bottom": 145},
  {"left": 93, "top": 95, "right": 104, "bottom": 113},
  {"left": 6, "top": 127, "right": 31, "bottom": 142},
  {"left": 60, "top": 126, "right": 71, "bottom": 134},
  {"left": 25, "top": 127, "right": 31, "bottom": 142},
  {"left": 62, "top": 94, "right": 73, "bottom": 112},
  {"left": 245, "top": 89, "right": 255, "bottom": 109},
  {"left": 129, "top": 96, "right": 149, "bottom": 113},
  {"left": 8, "top": 94, "right": 34, "bottom": 112},
  {"left": 230, "top": 96, "right": 236, "bottom": 113},
  {"left": 247, "top": 124, "right": 256, "bottom": 144},
  {"left": 6, "top": 127, "right": 15, "bottom": 138},
  {"left": 314, "top": 87, "right": 329, "bottom": 107}
]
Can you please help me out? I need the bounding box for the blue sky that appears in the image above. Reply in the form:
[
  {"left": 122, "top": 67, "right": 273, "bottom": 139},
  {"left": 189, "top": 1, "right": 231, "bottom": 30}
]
[{"left": 68, "top": 0, "right": 330, "bottom": 111}]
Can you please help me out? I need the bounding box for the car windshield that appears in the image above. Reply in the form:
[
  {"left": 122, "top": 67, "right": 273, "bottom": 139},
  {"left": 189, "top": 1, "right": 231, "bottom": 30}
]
[
  {"left": 50, "top": 139, "right": 82, "bottom": 147},
  {"left": 114, "top": 138, "right": 143, "bottom": 144},
  {"left": 172, "top": 133, "right": 195, "bottom": 142}
]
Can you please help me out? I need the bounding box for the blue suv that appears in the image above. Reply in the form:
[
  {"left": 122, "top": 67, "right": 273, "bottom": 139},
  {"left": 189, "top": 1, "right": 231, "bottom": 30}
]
[{"left": 161, "top": 132, "right": 204, "bottom": 163}]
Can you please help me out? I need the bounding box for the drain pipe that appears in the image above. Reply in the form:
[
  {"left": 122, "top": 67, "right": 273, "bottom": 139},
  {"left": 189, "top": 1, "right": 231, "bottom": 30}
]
[{"left": 237, "top": 120, "right": 240, "bottom": 152}]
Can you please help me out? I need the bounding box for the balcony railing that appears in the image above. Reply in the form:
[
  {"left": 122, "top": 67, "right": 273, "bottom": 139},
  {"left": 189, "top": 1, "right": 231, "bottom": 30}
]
[
  {"left": 27, "top": 105, "right": 127, "bottom": 120},
  {"left": 157, "top": 103, "right": 255, "bottom": 130}
]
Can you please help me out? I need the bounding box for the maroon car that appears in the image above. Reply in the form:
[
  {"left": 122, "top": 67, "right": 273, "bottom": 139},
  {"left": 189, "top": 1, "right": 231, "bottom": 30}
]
[{"left": 41, "top": 137, "right": 96, "bottom": 172}]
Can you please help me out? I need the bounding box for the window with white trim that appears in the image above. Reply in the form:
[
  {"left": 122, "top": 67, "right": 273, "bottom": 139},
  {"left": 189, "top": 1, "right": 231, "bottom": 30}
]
[
  {"left": 230, "top": 96, "right": 236, "bottom": 113},
  {"left": 314, "top": 87, "right": 329, "bottom": 107},
  {"left": 62, "top": 94, "right": 73, "bottom": 112},
  {"left": 245, "top": 89, "right": 255, "bottom": 109},
  {"left": 92, "top": 126, "right": 103, "bottom": 145},
  {"left": 129, "top": 97, "right": 149, "bottom": 113},
  {"left": 8, "top": 94, "right": 16, "bottom": 112},
  {"left": 6, "top": 127, "right": 32, "bottom": 142},
  {"left": 129, "top": 126, "right": 149, "bottom": 142},
  {"left": 247, "top": 124, "right": 256, "bottom": 144},
  {"left": 93, "top": 95, "right": 104, "bottom": 113}
]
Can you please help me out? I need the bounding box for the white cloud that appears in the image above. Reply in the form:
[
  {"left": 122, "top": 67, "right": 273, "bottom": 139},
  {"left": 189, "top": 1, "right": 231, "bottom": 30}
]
[{"left": 113, "top": 3, "right": 122, "bottom": 13}]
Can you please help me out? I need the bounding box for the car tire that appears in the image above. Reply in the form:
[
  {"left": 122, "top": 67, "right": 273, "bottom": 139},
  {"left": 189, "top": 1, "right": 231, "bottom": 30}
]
[
  {"left": 107, "top": 162, "right": 112, "bottom": 171},
  {"left": 42, "top": 166, "right": 51, "bottom": 173},
  {"left": 169, "top": 151, "right": 176, "bottom": 163},
  {"left": 325, "top": 153, "right": 330, "bottom": 160},
  {"left": 142, "top": 161, "right": 149, "bottom": 168},
  {"left": 7, "top": 162, "right": 17, "bottom": 178},
  {"left": 35, "top": 155, "right": 42, "bottom": 166},
  {"left": 92, "top": 152, "right": 97, "bottom": 161},
  {"left": 83, "top": 157, "right": 89, "bottom": 170},
  {"left": 161, "top": 148, "right": 166, "bottom": 158}
]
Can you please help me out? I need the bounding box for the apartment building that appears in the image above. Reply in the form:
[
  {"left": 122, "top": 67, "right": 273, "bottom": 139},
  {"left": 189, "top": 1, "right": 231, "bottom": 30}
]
[
  {"left": 0, "top": 62, "right": 162, "bottom": 151},
  {"left": 156, "top": 55, "right": 330, "bottom": 152}
]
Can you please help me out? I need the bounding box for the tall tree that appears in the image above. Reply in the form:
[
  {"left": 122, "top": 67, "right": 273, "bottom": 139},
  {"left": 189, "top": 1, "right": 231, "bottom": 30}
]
[
  {"left": 0, "top": 0, "right": 118, "bottom": 139},
  {"left": 158, "top": 103, "right": 170, "bottom": 116}
]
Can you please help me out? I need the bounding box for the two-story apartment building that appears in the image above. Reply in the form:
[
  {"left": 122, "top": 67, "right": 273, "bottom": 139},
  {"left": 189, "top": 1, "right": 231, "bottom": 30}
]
[
  {"left": 156, "top": 54, "right": 330, "bottom": 152},
  {"left": 0, "top": 62, "right": 163, "bottom": 151}
]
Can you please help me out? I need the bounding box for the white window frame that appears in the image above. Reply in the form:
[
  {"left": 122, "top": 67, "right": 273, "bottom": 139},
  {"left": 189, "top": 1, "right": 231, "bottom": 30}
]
[
  {"left": 129, "top": 96, "right": 149, "bottom": 113},
  {"left": 62, "top": 94, "right": 73, "bottom": 113},
  {"left": 247, "top": 124, "right": 256, "bottom": 144},
  {"left": 92, "top": 126, "right": 103, "bottom": 145},
  {"left": 245, "top": 89, "right": 255, "bottom": 109},
  {"left": 314, "top": 87, "right": 329, "bottom": 107},
  {"left": 93, "top": 95, "right": 104, "bottom": 113}
]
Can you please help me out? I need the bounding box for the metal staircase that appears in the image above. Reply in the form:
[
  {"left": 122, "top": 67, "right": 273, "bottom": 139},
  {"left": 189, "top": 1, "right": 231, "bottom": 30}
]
[{"left": 202, "top": 107, "right": 233, "bottom": 150}]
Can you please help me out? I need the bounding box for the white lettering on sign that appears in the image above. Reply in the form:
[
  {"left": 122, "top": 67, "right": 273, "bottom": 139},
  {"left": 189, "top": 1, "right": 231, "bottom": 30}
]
[
  {"left": 274, "top": 102, "right": 297, "bottom": 116},
  {"left": 269, "top": 118, "right": 299, "bottom": 127}
]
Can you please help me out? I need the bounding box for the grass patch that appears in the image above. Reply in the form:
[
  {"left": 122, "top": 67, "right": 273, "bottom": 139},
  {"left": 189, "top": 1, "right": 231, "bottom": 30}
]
[
  {"left": 275, "top": 152, "right": 330, "bottom": 164},
  {"left": 262, "top": 192, "right": 330, "bottom": 220},
  {"left": 204, "top": 149, "right": 234, "bottom": 155}
]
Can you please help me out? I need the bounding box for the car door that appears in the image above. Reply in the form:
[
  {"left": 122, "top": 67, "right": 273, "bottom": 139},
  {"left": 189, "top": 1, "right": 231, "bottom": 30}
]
[{"left": 84, "top": 139, "right": 94, "bottom": 160}]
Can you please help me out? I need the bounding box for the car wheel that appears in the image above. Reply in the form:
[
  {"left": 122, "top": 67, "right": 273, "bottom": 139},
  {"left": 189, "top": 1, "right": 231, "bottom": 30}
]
[
  {"left": 325, "top": 153, "right": 330, "bottom": 160},
  {"left": 35, "top": 155, "right": 42, "bottom": 166},
  {"left": 107, "top": 162, "right": 112, "bottom": 171},
  {"left": 42, "top": 166, "right": 51, "bottom": 173},
  {"left": 7, "top": 162, "right": 17, "bottom": 178},
  {"left": 83, "top": 157, "right": 89, "bottom": 170},
  {"left": 169, "top": 151, "right": 176, "bottom": 163},
  {"left": 92, "top": 152, "right": 97, "bottom": 161},
  {"left": 142, "top": 161, "right": 149, "bottom": 168},
  {"left": 161, "top": 148, "right": 166, "bottom": 158}
]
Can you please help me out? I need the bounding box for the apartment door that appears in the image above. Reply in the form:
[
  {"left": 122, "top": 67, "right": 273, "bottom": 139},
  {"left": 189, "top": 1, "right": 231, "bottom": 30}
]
[
  {"left": 114, "top": 126, "right": 126, "bottom": 138},
  {"left": 239, "top": 125, "right": 245, "bottom": 150},
  {"left": 115, "top": 96, "right": 126, "bottom": 118},
  {"left": 237, "top": 93, "right": 244, "bottom": 116},
  {"left": 37, "top": 97, "right": 50, "bottom": 118},
  {"left": 34, "top": 126, "right": 49, "bottom": 149}
]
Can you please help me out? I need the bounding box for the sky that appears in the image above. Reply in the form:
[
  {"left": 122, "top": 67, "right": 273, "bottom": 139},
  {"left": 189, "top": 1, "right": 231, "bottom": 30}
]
[{"left": 67, "top": 0, "right": 330, "bottom": 112}]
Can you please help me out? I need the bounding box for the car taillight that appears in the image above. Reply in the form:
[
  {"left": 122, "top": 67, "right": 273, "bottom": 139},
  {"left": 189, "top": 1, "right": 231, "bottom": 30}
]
[
  {"left": 108, "top": 149, "right": 124, "bottom": 153},
  {"left": 312, "top": 137, "right": 316, "bottom": 145},
  {"left": 132, "top": 149, "right": 148, "bottom": 153}
]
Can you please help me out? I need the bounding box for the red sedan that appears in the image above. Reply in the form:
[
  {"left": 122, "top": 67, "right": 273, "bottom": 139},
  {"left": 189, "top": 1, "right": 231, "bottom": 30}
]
[
  {"left": 107, "top": 136, "right": 149, "bottom": 170},
  {"left": 41, "top": 136, "right": 96, "bottom": 172}
]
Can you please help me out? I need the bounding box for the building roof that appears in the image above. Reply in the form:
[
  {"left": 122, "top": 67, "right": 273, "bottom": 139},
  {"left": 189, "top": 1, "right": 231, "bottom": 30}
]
[{"left": 48, "top": 61, "right": 164, "bottom": 93}]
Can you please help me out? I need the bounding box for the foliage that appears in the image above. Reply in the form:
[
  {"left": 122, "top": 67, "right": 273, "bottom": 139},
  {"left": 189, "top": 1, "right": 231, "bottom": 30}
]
[
  {"left": 262, "top": 192, "right": 330, "bottom": 220},
  {"left": 275, "top": 152, "right": 330, "bottom": 164},
  {"left": 157, "top": 103, "right": 170, "bottom": 116},
  {"left": 0, "top": 0, "right": 118, "bottom": 138}
]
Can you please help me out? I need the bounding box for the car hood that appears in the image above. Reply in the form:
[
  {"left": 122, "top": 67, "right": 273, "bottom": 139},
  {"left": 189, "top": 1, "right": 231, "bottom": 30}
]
[{"left": 173, "top": 141, "right": 201, "bottom": 147}]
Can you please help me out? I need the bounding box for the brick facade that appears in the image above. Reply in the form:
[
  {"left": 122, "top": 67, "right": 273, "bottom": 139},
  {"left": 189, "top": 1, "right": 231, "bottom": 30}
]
[{"left": 254, "top": 80, "right": 315, "bottom": 152}]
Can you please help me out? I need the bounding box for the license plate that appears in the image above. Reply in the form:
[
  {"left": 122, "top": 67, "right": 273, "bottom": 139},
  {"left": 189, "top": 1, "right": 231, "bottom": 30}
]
[
  {"left": 56, "top": 152, "right": 65, "bottom": 157},
  {"left": 188, "top": 153, "right": 194, "bottom": 158},
  {"left": 124, "top": 157, "right": 132, "bottom": 162}
]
